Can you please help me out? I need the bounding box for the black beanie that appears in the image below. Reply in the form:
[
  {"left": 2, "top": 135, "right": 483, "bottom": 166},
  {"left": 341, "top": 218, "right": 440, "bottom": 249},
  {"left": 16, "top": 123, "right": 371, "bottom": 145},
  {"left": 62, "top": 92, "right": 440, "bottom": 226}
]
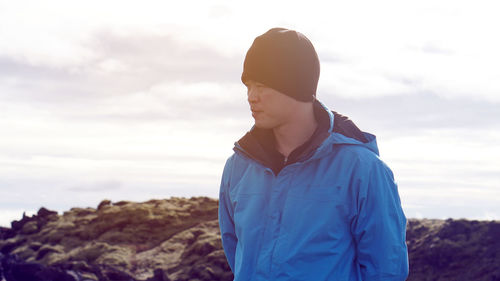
[{"left": 241, "top": 28, "right": 320, "bottom": 102}]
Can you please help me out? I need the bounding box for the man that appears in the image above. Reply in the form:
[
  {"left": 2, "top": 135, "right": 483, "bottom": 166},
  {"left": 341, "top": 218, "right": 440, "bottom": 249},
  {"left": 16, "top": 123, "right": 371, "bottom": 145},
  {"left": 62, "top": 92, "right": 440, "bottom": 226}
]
[{"left": 218, "top": 28, "right": 408, "bottom": 281}]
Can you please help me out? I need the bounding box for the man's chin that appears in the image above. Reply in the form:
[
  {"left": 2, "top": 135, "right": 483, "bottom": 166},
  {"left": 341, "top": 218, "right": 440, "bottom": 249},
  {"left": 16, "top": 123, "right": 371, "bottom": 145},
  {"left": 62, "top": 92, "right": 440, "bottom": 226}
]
[{"left": 253, "top": 122, "right": 275, "bottom": 130}]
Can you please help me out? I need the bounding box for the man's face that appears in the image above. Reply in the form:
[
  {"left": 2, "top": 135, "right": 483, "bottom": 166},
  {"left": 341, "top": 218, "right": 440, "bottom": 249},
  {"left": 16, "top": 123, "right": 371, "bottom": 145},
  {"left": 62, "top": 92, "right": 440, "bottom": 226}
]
[{"left": 245, "top": 80, "right": 302, "bottom": 129}]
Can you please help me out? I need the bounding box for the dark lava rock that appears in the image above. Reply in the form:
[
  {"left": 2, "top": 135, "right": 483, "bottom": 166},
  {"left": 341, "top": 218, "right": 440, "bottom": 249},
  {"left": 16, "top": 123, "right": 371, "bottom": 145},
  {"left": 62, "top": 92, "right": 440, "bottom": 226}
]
[
  {"left": 407, "top": 218, "right": 500, "bottom": 281},
  {"left": 1, "top": 253, "right": 77, "bottom": 281},
  {"left": 0, "top": 197, "right": 232, "bottom": 281}
]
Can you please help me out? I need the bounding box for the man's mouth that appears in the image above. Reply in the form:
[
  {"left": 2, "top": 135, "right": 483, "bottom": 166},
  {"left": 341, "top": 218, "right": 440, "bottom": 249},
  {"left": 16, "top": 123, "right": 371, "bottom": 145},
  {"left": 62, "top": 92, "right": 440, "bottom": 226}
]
[{"left": 251, "top": 109, "right": 262, "bottom": 117}]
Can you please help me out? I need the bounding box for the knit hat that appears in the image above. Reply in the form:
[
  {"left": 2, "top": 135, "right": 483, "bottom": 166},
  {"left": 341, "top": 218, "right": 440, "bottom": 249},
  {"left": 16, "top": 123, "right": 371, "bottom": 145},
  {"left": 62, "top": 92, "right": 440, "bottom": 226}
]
[{"left": 241, "top": 28, "right": 320, "bottom": 102}]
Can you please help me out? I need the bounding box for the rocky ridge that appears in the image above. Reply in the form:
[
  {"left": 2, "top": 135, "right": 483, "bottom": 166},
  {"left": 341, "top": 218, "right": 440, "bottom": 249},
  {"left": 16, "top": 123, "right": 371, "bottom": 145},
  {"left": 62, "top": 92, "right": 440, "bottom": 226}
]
[
  {"left": 1, "top": 197, "right": 499, "bottom": 281},
  {"left": 0, "top": 197, "right": 232, "bottom": 281}
]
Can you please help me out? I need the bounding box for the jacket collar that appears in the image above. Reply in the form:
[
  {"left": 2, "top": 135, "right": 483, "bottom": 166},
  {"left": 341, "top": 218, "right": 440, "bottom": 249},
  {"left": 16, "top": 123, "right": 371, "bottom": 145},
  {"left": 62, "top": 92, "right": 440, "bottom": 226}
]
[{"left": 234, "top": 99, "right": 376, "bottom": 174}]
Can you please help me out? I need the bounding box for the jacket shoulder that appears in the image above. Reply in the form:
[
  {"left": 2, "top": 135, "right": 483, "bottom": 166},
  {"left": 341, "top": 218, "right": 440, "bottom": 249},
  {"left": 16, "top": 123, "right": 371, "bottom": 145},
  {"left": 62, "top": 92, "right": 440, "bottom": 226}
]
[
  {"left": 333, "top": 143, "right": 381, "bottom": 165},
  {"left": 331, "top": 143, "right": 395, "bottom": 181}
]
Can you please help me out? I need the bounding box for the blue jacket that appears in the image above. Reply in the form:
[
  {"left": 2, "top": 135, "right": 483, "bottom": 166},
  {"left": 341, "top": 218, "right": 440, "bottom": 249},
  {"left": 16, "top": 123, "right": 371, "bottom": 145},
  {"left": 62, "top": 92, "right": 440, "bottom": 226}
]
[{"left": 219, "top": 102, "right": 409, "bottom": 281}]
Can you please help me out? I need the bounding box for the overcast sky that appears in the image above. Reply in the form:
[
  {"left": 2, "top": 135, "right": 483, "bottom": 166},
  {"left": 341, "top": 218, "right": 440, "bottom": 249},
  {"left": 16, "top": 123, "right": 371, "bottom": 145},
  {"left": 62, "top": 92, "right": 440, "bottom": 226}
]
[{"left": 1, "top": 0, "right": 499, "bottom": 226}]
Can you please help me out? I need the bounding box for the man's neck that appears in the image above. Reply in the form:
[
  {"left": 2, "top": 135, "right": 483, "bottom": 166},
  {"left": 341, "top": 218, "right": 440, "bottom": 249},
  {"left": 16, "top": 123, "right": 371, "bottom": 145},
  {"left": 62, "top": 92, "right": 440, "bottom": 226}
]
[{"left": 273, "top": 103, "right": 317, "bottom": 158}]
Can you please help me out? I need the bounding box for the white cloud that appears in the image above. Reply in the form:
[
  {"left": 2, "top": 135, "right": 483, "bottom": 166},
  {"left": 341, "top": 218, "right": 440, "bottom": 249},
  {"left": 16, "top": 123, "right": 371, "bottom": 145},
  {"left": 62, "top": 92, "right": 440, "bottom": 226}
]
[
  {"left": 381, "top": 128, "right": 500, "bottom": 219},
  {"left": 0, "top": 0, "right": 499, "bottom": 220},
  {"left": 311, "top": 1, "right": 500, "bottom": 102},
  {"left": 319, "top": 62, "right": 417, "bottom": 98},
  {"left": 2, "top": 0, "right": 499, "bottom": 101}
]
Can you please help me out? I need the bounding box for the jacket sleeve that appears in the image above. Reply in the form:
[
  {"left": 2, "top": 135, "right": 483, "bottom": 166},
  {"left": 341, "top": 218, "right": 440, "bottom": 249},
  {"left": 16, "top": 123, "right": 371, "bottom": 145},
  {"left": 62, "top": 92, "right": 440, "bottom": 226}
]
[
  {"left": 218, "top": 157, "right": 237, "bottom": 273},
  {"left": 350, "top": 158, "right": 409, "bottom": 281}
]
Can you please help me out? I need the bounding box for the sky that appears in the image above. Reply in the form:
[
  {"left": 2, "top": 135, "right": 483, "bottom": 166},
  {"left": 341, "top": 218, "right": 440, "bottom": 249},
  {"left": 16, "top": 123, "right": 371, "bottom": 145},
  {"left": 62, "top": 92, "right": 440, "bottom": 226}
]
[{"left": 1, "top": 0, "right": 499, "bottom": 226}]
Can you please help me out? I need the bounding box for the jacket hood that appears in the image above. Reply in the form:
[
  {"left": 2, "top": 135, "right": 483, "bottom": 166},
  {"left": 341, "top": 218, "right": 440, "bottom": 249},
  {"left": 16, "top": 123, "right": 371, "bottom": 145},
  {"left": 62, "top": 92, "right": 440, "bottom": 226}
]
[
  {"left": 314, "top": 129, "right": 379, "bottom": 159},
  {"left": 289, "top": 101, "right": 379, "bottom": 164},
  {"left": 316, "top": 100, "right": 378, "bottom": 154}
]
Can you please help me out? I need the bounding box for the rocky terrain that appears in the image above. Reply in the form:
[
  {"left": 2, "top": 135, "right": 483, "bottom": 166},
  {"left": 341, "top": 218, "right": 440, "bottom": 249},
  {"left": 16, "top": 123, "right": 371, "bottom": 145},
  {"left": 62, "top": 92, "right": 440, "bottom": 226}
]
[
  {"left": 0, "top": 197, "right": 499, "bottom": 281},
  {"left": 0, "top": 197, "right": 232, "bottom": 281},
  {"left": 406, "top": 218, "right": 500, "bottom": 281}
]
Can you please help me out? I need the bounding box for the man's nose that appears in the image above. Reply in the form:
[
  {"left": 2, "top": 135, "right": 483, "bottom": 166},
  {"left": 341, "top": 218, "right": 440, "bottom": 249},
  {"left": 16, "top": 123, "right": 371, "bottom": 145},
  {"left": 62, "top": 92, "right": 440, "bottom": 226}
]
[{"left": 247, "top": 87, "right": 259, "bottom": 103}]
